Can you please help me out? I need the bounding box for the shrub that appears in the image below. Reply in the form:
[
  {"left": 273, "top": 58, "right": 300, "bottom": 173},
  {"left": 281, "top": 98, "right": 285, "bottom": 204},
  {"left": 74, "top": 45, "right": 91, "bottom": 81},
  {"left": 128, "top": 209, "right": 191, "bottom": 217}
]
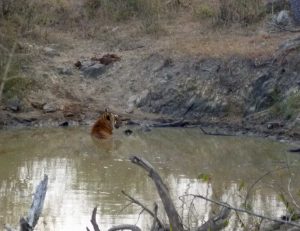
[
  {"left": 216, "top": 0, "right": 265, "bottom": 25},
  {"left": 271, "top": 92, "right": 300, "bottom": 120},
  {"left": 193, "top": 4, "right": 216, "bottom": 20}
]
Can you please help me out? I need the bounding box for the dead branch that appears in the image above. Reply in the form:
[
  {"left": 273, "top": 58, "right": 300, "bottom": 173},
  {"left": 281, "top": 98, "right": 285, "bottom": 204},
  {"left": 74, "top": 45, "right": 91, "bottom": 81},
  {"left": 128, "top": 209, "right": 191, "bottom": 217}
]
[
  {"left": 151, "top": 119, "right": 188, "bottom": 128},
  {"left": 185, "top": 194, "right": 300, "bottom": 229},
  {"left": 289, "top": 148, "right": 300, "bottom": 153},
  {"left": 20, "top": 175, "right": 48, "bottom": 231},
  {"left": 122, "top": 191, "right": 164, "bottom": 229},
  {"left": 195, "top": 206, "right": 231, "bottom": 231},
  {"left": 107, "top": 225, "right": 142, "bottom": 231},
  {"left": 87, "top": 206, "right": 143, "bottom": 231},
  {"left": 150, "top": 203, "right": 159, "bottom": 231},
  {"left": 89, "top": 207, "right": 100, "bottom": 231},
  {"left": 130, "top": 156, "right": 184, "bottom": 231}
]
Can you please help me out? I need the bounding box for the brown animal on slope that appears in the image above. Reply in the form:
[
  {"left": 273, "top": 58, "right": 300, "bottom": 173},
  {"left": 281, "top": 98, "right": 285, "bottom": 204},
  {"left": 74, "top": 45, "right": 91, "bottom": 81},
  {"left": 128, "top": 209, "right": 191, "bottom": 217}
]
[
  {"left": 91, "top": 109, "right": 122, "bottom": 139},
  {"left": 91, "top": 54, "right": 121, "bottom": 65}
]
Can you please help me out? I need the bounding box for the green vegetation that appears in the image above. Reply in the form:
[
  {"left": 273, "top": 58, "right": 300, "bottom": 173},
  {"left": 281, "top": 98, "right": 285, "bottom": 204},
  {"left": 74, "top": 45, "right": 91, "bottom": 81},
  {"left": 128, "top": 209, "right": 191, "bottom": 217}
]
[
  {"left": 271, "top": 92, "right": 300, "bottom": 120},
  {"left": 193, "top": 3, "right": 216, "bottom": 20},
  {"left": 197, "top": 173, "right": 212, "bottom": 183}
]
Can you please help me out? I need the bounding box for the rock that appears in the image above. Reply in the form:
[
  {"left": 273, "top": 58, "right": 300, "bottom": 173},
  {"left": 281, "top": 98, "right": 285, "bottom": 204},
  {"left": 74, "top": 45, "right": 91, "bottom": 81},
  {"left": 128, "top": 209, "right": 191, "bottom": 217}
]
[
  {"left": 126, "top": 95, "right": 138, "bottom": 113},
  {"left": 290, "top": 0, "right": 300, "bottom": 25},
  {"left": 57, "top": 67, "right": 73, "bottom": 75},
  {"left": 267, "top": 121, "right": 283, "bottom": 129},
  {"left": 136, "top": 90, "right": 150, "bottom": 107},
  {"left": 81, "top": 63, "right": 106, "bottom": 78},
  {"left": 43, "top": 103, "right": 57, "bottom": 113},
  {"left": 59, "top": 121, "right": 69, "bottom": 127},
  {"left": 125, "top": 104, "right": 134, "bottom": 114},
  {"left": 74, "top": 61, "right": 82, "bottom": 69},
  {"left": 30, "top": 100, "right": 46, "bottom": 110},
  {"left": 43, "top": 47, "right": 60, "bottom": 57},
  {"left": 124, "top": 129, "right": 133, "bottom": 136},
  {"left": 6, "top": 98, "right": 21, "bottom": 112},
  {"left": 12, "top": 111, "right": 41, "bottom": 123},
  {"left": 276, "top": 10, "right": 291, "bottom": 26},
  {"left": 62, "top": 103, "right": 81, "bottom": 117}
]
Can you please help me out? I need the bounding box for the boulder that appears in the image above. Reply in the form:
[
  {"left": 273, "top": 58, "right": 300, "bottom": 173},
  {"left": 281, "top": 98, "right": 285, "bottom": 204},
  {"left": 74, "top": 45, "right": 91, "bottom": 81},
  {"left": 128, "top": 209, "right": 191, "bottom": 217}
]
[
  {"left": 276, "top": 10, "right": 291, "bottom": 26},
  {"left": 6, "top": 98, "right": 21, "bottom": 112},
  {"left": 43, "top": 47, "right": 60, "bottom": 57},
  {"left": 57, "top": 66, "right": 73, "bottom": 75},
  {"left": 81, "top": 62, "right": 106, "bottom": 78},
  {"left": 290, "top": 0, "right": 300, "bottom": 24},
  {"left": 43, "top": 103, "right": 57, "bottom": 113}
]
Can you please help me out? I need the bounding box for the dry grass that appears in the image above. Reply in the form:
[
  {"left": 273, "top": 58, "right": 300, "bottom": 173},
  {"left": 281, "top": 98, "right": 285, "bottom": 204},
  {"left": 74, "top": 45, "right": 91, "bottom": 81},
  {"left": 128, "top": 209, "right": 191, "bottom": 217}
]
[{"left": 160, "top": 19, "right": 294, "bottom": 58}]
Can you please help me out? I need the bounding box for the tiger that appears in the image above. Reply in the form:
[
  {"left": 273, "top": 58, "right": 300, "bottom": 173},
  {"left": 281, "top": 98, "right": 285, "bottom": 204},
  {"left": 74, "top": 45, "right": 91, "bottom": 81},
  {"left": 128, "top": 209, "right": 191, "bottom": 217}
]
[{"left": 91, "top": 108, "right": 122, "bottom": 139}]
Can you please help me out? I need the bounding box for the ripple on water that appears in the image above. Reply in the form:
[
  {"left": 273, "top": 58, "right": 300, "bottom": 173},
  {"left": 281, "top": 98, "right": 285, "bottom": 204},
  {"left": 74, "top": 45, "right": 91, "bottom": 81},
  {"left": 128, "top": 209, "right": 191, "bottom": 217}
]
[{"left": 0, "top": 127, "right": 298, "bottom": 230}]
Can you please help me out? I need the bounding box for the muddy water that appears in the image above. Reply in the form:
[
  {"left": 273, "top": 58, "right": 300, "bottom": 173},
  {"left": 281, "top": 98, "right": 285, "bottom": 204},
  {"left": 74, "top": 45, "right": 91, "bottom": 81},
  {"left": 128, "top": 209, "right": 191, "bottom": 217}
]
[{"left": 0, "top": 127, "right": 299, "bottom": 230}]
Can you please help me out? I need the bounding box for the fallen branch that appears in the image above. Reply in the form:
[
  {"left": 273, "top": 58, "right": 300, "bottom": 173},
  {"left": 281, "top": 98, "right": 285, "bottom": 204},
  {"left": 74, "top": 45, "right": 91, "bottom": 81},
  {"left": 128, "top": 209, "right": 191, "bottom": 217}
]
[
  {"left": 89, "top": 207, "right": 100, "bottom": 231},
  {"left": 150, "top": 119, "right": 189, "bottom": 128},
  {"left": 130, "top": 156, "right": 184, "bottom": 231},
  {"left": 108, "top": 225, "right": 142, "bottom": 231},
  {"left": 20, "top": 175, "right": 48, "bottom": 231},
  {"left": 289, "top": 148, "right": 300, "bottom": 153},
  {"left": 150, "top": 203, "right": 159, "bottom": 231},
  {"left": 195, "top": 206, "right": 231, "bottom": 231},
  {"left": 185, "top": 194, "right": 300, "bottom": 229},
  {"left": 121, "top": 191, "right": 164, "bottom": 229}
]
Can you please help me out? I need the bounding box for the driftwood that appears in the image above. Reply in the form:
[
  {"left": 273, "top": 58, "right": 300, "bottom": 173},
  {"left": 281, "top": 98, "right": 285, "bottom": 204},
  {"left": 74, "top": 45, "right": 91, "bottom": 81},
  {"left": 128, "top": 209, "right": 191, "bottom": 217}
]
[
  {"left": 87, "top": 206, "right": 142, "bottom": 231},
  {"left": 196, "top": 206, "right": 231, "bottom": 231},
  {"left": 86, "top": 156, "right": 300, "bottom": 230},
  {"left": 3, "top": 175, "right": 49, "bottom": 231},
  {"left": 108, "top": 225, "right": 142, "bottom": 231},
  {"left": 127, "top": 119, "right": 189, "bottom": 128},
  {"left": 121, "top": 191, "right": 164, "bottom": 229},
  {"left": 21, "top": 175, "right": 48, "bottom": 231},
  {"left": 130, "top": 156, "right": 185, "bottom": 231},
  {"left": 289, "top": 148, "right": 300, "bottom": 153}
]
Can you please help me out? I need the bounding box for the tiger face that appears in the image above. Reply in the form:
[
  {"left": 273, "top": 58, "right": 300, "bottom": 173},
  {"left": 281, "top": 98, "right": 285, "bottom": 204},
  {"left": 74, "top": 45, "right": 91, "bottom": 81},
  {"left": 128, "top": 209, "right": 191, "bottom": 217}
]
[{"left": 103, "top": 108, "right": 121, "bottom": 129}]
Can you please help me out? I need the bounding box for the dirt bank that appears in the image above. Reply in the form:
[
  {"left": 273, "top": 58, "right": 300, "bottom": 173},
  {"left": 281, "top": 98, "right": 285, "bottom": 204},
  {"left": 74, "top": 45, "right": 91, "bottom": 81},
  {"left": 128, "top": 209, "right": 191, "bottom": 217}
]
[{"left": 0, "top": 20, "right": 299, "bottom": 142}]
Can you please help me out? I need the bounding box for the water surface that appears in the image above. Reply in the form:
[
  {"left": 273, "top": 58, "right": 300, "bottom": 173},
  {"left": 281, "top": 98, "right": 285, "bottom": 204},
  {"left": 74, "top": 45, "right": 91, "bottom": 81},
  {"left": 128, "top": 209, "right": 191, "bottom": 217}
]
[{"left": 0, "top": 127, "right": 299, "bottom": 230}]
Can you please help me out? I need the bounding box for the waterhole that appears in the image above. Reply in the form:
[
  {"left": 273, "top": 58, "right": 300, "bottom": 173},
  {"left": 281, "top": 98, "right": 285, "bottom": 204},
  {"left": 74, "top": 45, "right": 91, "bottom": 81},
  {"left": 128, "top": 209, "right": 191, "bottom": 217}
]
[{"left": 0, "top": 127, "right": 299, "bottom": 230}]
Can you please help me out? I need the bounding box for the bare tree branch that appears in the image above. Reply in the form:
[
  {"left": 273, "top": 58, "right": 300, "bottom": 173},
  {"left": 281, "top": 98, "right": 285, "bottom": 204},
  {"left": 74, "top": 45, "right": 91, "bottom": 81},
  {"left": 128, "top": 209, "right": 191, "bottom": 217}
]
[
  {"left": 107, "top": 225, "right": 142, "bottom": 231},
  {"left": 196, "top": 206, "right": 231, "bottom": 231},
  {"left": 122, "top": 190, "right": 164, "bottom": 229},
  {"left": 185, "top": 194, "right": 300, "bottom": 229},
  {"left": 90, "top": 207, "right": 100, "bottom": 231},
  {"left": 20, "top": 175, "right": 48, "bottom": 231},
  {"left": 130, "top": 156, "right": 184, "bottom": 231},
  {"left": 150, "top": 203, "right": 159, "bottom": 231}
]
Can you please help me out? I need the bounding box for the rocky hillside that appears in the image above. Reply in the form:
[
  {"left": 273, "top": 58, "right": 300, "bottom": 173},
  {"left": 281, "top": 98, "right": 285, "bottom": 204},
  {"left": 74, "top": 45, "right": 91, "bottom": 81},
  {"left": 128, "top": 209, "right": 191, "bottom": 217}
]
[{"left": 0, "top": 0, "right": 299, "bottom": 140}]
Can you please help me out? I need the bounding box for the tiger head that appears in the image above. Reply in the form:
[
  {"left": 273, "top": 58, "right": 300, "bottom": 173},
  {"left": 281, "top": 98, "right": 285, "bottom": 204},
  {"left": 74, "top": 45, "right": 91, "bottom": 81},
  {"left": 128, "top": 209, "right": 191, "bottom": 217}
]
[{"left": 103, "top": 108, "right": 122, "bottom": 129}]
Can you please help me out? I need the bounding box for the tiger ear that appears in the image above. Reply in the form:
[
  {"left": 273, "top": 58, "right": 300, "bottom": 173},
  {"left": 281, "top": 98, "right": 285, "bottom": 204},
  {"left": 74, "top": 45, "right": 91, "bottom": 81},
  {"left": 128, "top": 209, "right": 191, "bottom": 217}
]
[{"left": 104, "top": 108, "right": 109, "bottom": 113}]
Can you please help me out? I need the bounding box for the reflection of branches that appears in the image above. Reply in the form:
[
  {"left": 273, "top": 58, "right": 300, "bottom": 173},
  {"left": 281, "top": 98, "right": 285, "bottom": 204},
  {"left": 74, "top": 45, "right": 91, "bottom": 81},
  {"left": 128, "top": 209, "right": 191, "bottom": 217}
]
[
  {"left": 284, "top": 152, "right": 300, "bottom": 211},
  {"left": 185, "top": 194, "right": 300, "bottom": 228},
  {"left": 244, "top": 166, "right": 288, "bottom": 208}
]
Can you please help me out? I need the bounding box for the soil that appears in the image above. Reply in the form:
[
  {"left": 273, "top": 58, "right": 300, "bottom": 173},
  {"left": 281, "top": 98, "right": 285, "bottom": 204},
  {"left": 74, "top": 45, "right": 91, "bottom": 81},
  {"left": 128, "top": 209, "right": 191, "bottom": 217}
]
[{"left": 0, "top": 19, "right": 299, "bottom": 145}]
